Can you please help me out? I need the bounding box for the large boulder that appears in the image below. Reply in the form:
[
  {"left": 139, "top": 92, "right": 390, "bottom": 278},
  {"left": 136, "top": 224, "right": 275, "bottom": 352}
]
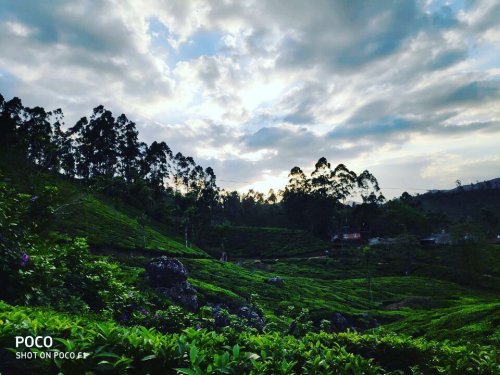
[
  {"left": 357, "top": 313, "right": 379, "bottom": 330},
  {"left": 236, "top": 306, "right": 266, "bottom": 332},
  {"left": 209, "top": 304, "right": 266, "bottom": 331},
  {"left": 146, "top": 256, "right": 198, "bottom": 311},
  {"left": 331, "top": 312, "right": 349, "bottom": 331},
  {"left": 157, "top": 281, "right": 198, "bottom": 312},
  {"left": 146, "top": 256, "right": 188, "bottom": 287},
  {"left": 211, "top": 305, "right": 231, "bottom": 328},
  {"left": 266, "top": 276, "right": 285, "bottom": 286}
]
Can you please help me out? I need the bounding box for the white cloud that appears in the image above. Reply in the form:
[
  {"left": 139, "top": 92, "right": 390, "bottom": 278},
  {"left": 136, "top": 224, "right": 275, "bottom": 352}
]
[{"left": 0, "top": 0, "right": 499, "bottom": 197}]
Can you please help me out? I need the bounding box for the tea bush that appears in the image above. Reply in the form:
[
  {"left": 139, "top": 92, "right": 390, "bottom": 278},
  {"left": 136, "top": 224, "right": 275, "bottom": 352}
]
[{"left": 0, "top": 302, "right": 497, "bottom": 374}]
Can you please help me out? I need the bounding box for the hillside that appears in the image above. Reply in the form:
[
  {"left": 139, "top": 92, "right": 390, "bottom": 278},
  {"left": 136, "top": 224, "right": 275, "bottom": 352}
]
[
  {"left": 107, "top": 241, "right": 500, "bottom": 346},
  {"left": 2, "top": 161, "right": 500, "bottom": 373},
  {"left": 2, "top": 133, "right": 500, "bottom": 373},
  {"left": 0, "top": 152, "right": 208, "bottom": 257},
  {"left": 199, "top": 225, "right": 331, "bottom": 258},
  {"left": 413, "top": 187, "right": 500, "bottom": 232},
  {"left": 450, "top": 177, "right": 500, "bottom": 192}
]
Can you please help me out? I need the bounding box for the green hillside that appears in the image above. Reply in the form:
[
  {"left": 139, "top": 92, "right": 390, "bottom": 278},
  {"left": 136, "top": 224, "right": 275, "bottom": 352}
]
[
  {"left": 200, "top": 225, "right": 331, "bottom": 258},
  {"left": 1, "top": 112, "right": 500, "bottom": 373},
  {"left": 2, "top": 155, "right": 500, "bottom": 373},
  {"left": 0, "top": 153, "right": 207, "bottom": 257},
  {"left": 413, "top": 189, "right": 500, "bottom": 234},
  {"left": 108, "top": 246, "right": 500, "bottom": 346}
]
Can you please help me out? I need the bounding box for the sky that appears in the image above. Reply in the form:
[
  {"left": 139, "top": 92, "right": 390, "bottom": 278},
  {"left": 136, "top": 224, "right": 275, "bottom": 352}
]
[{"left": 0, "top": 0, "right": 499, "bottom": 198}]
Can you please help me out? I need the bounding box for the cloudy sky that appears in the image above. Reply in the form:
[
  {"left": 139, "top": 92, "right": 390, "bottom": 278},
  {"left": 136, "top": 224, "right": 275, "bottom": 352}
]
[{"left": 1, "top": 0, "right": 499, "bottom": 198}]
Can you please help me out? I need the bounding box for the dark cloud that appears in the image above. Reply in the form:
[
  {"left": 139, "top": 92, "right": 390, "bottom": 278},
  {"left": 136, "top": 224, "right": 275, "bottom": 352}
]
[
  {"left": 434, "top": 121, "right": 500, "bottom": 134},
  {"left": 329, "top": 114, "right": 500, "bottom": 144},
  {"left": 0, "top": 0, "right": 174, "bottom": 125},
  {"left": 198, "top": 158, "right": 265, "bottom": 191},
  {"left": 272, "top": 0, "right": 459, "bottom": 71},
  {"left": 279, "top": 81, "right": 329, "bottom": 125},
  {"left": 0, "top": 1, "right": 134, "bottom": 53},
  {"left": 241, "top": 125, "right": 375, "bottom": 169},
  {"left": 328, "top": 117, "right": 417, "bottom": 142},
  {"left": 467, "top": 0, "right": 500, "bottom": 32}
]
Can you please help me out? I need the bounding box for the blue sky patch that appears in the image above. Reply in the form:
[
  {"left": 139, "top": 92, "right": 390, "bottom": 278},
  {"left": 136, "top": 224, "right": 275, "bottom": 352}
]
[{"left": 148, "top": 17, "right": 222, "bottom": 67}]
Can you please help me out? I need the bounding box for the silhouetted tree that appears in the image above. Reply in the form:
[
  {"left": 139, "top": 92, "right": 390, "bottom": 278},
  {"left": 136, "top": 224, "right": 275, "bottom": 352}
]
[
  {"left": 145, "top": 141, "right": 172, "bottom": 194},
  {"left": 116, "top": 114, "right": 141, "bottom": 183},
  {"left": 0, "top": 96, "right": 23, "bottom": 144},
  {"left": 18, "top": 106, "right": 54, "bottom": 168}
]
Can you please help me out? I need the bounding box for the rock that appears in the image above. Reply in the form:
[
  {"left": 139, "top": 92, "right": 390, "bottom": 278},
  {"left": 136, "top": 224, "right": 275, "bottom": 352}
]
[
  {"left": 267, "top": 276, "right": 285, "bottom": 286},
  {"left": 146, "top": 256, "right": 198, "bottom": 311},
  {"left": 211, "top": 305, "right": 231, "bottom": 328},
  {"left": 236, "top": 306, "right": 266, "bottom": 332},
  {"left": 358, "top": 313, "right": 379, "bottom": 330},
  {"left": 146, "top": 256, "right": 188, "bottom": 287},
  {"left": 157, "top": 281, "right": 198, "bottom": 311},
  {"left": 331, "top": 312, "right": 349, "bottom": 331},
  {"left": 208, "top": 304, "right": 266, "bottom": 331}
]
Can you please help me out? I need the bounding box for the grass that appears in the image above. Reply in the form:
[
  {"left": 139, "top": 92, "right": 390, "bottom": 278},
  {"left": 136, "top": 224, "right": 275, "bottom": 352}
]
[
  {"left": 102, "top": 245, "right": 500, "bottom": 345},
  {"left": 384, "top": 301, "right": 500, "bottom": 345},
  {"left": 181, "top": 259, "right": 498, "bottom": 334},
  {"left": 200, "top": 225, "right": 331, "bottom": 258},
  {"left": 56, "top": 194, "right": 207, "bottom": 256}
]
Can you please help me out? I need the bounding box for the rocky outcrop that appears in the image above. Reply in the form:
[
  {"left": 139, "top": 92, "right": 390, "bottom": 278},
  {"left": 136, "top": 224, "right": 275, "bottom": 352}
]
[
  {"left": 235, "top": 306, "right": 266, "bottom": 332},
  {"left": 210, "top": 304, "right": 266, "bottom": 332},
  {"left": 266, "top": 276, "right": 285, "bottom": 286},
  {"left": 331, "top": 312, "right": 349, "bottom": 331},
  {"left": 211, "top": 305, "right": 231, "bottom": 328},
  {"left": 145, "top": 256, "right": 198, "bottom": 311},
  {"left": 324, "top": 312, "right": 379, "bottom": 332},
  {"left": 357, "top": 313, "right": 379, "bottom": 330},
  {"left": 146, "top": 256, "right": 189, "bottom": 286}
]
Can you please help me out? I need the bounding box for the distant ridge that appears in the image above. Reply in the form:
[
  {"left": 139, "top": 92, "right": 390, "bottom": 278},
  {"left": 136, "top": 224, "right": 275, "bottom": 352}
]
[
  {"left": 425, "top": 177, "right": 500, "bottom": 194},
  {"left": 413, "top": 177, "right": 500, "bottom": 221},
  {"left": 451, "top": 177, "right": 500, "bottom": 192}
]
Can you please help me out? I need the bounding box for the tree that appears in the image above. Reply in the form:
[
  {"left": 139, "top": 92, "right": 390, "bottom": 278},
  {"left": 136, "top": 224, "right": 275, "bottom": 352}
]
[
  {"left": 145, "top": 141, "right": 172, "bottom": 194},
  {"left": 88, "top": 106, "right": 118, "bottom": 177},
  {"left": 172, "top": 152, "right": 195, "bottom": 194},
  {"left": 116, "top": 114, "right": 141, "bottom": 183},
  {"left": 53, "top": 115, "right": 76, "bottom": 177},
  {"left": 282, "top": 167, "right": 312, "bottom": 228},
  {"left": 266, "top": 189, "right": 278, "bottom": 204},
  {"left": 182, "top": 166, "right": 219, "bottom": 243},
  {"left": 357, "top": 170, "right": 384, "bottom": 204},
  {"left": 220, "top": 190, "right": 243, "bottom": 224},
  {"left": 70, "top": 106, "right": 118, "bottom": 179},
  {"left": 182, "top": 156, "right": 196, "bottom": 193},
  {"left": 188, "top": 165, "right": 206, "bottom": 197},
  {"left": 68, "top": 116, "right": 90, "bottom": 178},
  {"left": 332, "top": 163, "right": 357, "bottom": 201},
  {"left": 311, "top": 157, "right": 333, "bottom": 197},
  {"left": 0, "top": 96, "right": 24, "bottom": 144},
  {"left": 198, "top": 167, "right": 218, "bottom": 208},
  {"left": 18, "top": 106, "right": 54, "bottom": 167},
  {"left": 400, "top": 191, "right": 412, "bottom": 204}
]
